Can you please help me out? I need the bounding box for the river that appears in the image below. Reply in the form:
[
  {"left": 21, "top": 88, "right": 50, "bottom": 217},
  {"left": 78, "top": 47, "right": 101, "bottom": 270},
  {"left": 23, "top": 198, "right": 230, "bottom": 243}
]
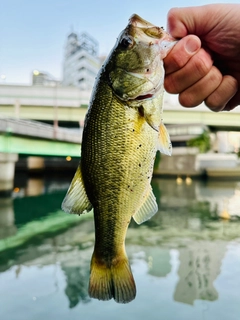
[{"left": 0, "top": 173, "right": 240, "bottom": 320}]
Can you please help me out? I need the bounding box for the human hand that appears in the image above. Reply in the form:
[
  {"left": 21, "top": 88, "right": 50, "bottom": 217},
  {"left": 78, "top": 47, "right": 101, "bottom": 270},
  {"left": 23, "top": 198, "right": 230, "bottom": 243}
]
[{"left": 164, "top": 4, "right": 240, "bottom": 111}]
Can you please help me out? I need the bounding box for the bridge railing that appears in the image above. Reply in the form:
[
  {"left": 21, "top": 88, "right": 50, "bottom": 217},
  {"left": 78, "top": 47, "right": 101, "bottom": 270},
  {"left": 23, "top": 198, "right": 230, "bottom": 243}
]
[{"left": 0, "top": 117, "right": 82, "bottom": 143}]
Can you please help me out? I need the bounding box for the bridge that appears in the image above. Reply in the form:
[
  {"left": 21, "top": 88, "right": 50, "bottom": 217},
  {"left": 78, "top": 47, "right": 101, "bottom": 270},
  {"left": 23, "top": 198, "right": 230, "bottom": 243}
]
[
  {"left": 0, "top": 118, "right": 82, "bottom": 157},
  {"left": 1, "top": 84, "right": 240, "bottom": 131},
  {"left": 1, "top": 83, "right": 240, "bottom": 192},
  {"left": 0, "top": 118, "right": 82, "bottom": 192},
  {"left": 0, "top": 115, "right": 208, "bottom": 191}
]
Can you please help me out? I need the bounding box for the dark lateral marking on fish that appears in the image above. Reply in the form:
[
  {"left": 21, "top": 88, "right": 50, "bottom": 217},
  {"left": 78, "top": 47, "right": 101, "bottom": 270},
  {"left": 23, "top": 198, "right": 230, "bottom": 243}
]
[{"left": 139, "top": 163, "right": 141, "bottom": 167}]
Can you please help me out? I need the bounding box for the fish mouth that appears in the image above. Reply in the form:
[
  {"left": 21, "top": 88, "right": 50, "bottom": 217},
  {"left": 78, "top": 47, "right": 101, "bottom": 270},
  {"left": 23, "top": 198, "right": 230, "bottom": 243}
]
[
  {"left": 129, "top": 80, "right": 163, "bottom": 102},
  {"left": 135, "top": 93, "right": 154, "bottom": 101}
]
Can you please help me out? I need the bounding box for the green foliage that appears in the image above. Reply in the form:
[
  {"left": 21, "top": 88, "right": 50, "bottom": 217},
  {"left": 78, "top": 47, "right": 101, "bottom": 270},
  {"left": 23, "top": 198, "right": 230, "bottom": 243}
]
[
  {"left": 187, "top": 130, "right": 211, "bottom": 153},
  {"left": 154, "top": 151, "right": 161, "bottom": 170}
]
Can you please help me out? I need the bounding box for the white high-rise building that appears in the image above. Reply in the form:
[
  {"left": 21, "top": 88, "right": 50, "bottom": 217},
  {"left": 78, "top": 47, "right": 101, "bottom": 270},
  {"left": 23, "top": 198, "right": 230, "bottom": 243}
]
[{"left": 62, "top": 32, "right": 100, "bottom": 90}]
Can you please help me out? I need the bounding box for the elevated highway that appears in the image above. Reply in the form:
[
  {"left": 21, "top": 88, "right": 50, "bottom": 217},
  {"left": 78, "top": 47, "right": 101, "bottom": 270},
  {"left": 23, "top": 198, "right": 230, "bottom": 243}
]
[
  {"left": 0, "top": 118, "right": 81, "bottom": 157},
  {"left": 1, "top": 84, "right": 240, "bottom": 131},
  {"left": 0, "top": 118, "right": 82, "bottom": 192},
  {"left": 163, "top": 94, "right": 240, "bottom": 131}
]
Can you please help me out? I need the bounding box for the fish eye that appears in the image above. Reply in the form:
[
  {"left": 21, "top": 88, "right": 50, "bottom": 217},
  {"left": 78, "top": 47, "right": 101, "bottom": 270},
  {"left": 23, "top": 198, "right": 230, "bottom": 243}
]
[{"left": 120, "top": 36, "right": 134, "bottom": 49}]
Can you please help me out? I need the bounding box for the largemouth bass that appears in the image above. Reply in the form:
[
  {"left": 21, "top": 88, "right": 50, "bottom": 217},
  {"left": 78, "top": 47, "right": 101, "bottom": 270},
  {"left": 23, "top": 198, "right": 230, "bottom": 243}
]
[{"left": 62, "top": 14, "right": 175, "bottom": 303}]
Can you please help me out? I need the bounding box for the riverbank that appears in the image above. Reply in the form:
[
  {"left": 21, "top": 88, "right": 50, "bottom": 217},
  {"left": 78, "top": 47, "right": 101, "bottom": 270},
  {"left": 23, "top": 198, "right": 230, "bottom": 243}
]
[
  {"left": 13, "top": 148, "right": 240, "bottom": 180},
  {"left": 155, "top": 148, "right": 240, "bottom": 180}
]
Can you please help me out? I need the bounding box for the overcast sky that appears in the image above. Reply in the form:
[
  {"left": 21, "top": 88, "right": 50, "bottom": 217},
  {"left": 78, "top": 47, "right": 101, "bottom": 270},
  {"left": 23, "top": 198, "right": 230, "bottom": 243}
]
[{"left": 0, "top": 0, "right": 239, "bottom": 85}]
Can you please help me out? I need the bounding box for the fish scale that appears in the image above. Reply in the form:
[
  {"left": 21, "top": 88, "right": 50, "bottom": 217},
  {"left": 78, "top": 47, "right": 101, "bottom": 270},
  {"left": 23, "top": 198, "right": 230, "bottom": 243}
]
[
  {"left": 61, "top": 14, "right": 175, "bottom": 303},
  {"left": 82, "top": 79, "right": 153, "bottom": 248}
]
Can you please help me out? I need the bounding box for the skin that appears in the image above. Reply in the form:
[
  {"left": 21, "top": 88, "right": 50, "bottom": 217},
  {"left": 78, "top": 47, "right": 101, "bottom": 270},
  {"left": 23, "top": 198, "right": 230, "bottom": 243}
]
[
  {"left": 80, "top": 15, "right": 172, "bottom": 303},
  {"left": 164, "top": 4, "right": 240, "bottom": 112},
  {"left": 62, "top": 14, "right": 174, "bottom": 303}
]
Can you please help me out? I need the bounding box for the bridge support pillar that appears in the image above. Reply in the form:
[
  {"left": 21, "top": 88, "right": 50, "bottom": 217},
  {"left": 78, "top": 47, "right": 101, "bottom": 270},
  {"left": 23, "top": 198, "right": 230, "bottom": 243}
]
[
  {"left": 27, "top": 156, "right": 45, "bottom": 172},
  {"left": 0, "top": 153, "right": 18, "bottom": 192}
]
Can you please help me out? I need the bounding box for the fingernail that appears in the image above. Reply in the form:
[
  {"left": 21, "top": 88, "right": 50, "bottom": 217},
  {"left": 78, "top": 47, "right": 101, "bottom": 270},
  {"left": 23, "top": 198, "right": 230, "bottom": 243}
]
[{"left": 185, "top": 38, "right": 200, "bottom": 54}]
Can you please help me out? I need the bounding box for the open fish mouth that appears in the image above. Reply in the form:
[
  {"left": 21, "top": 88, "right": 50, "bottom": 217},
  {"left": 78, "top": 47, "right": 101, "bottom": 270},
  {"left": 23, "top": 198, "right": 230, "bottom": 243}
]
[
  {"left": 127, "top": 80, "right": 163, "bottom": 102},
  {"left": 135, "top": 93, "right": 154, "bottom": 100}
]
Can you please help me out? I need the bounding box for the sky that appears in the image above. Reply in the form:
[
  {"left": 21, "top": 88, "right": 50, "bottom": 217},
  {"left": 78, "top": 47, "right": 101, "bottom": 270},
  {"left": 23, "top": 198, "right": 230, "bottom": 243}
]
[{"left": 0, "top": 0, "right": 239, "bottom": 85}]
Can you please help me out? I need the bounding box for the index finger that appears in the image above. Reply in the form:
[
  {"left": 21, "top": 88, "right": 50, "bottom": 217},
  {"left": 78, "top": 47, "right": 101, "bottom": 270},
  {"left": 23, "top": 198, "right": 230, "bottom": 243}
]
[{"left": 164, "top": 35, "right": 201, "bottom": 74}]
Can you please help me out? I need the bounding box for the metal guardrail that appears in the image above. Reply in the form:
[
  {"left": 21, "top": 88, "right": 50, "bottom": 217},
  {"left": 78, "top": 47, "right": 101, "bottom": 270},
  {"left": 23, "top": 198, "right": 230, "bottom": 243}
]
[{"left": 0, "top": 117, "right": 82, "bottom": 143}]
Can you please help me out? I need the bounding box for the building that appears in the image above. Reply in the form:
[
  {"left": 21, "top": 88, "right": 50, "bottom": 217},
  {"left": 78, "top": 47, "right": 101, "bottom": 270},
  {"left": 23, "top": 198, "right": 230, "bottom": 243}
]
[
  {"left": 32, "top": 70, "right": 61, "bottom": 87},
  {"left": 62, "top": 32, "right": 101, "bottom": 90}
]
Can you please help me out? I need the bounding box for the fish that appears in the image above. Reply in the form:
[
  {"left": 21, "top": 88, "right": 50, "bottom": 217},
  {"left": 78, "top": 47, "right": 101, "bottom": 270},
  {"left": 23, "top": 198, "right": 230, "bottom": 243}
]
[{"left": 62, "top": 14, "right": 175, "bottom": 304}]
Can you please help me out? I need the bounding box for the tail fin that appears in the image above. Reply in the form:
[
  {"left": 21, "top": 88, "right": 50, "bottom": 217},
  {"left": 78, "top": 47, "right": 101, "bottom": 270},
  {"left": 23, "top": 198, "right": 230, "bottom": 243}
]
[{"left": 88, "top": 252, "right": 136, "bottom": 304}]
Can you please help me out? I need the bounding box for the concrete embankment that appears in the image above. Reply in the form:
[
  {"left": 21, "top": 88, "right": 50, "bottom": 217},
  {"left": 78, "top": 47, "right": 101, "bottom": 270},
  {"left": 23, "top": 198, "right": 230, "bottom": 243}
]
[
  {"left": 154, "top": 147, "right": 240, "bottom": 179},
  {"left": 15, "top": 148, "right": 240, "bottom": 179}
]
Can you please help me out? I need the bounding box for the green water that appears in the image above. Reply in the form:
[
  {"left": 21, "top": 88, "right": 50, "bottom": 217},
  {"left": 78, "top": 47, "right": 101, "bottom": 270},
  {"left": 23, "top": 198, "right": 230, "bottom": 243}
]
[{"left": 0, "top": 175, "right": 240, "bottom": 320}]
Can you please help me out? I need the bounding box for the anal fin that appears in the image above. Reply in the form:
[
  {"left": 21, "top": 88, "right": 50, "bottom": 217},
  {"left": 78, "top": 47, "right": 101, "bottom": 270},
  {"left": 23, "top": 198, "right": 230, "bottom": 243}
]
[
  {"left": 133, "top": 188, "right": 158, "bottom": 224},
  {"left": 61, "top": 163, "right": 92, "bottom": 215}
]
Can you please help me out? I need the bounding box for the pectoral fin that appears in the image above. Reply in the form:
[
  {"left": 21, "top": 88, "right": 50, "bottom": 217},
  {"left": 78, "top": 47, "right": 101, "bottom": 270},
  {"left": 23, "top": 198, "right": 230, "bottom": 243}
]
[
  {"left": 142, "top": 97, "right": 163, "bottom": 132},
  {"left": 61, "top": 164, "right": 92, "bottom": 214},
  {"left": 133, "top": 188, "right": 158, "bottom": 224},
  {"left": 144, "top": 112, "right": 159, "bottom": 132},
  {"left": 158, "top": 122, "right": 172, "bottom": 156}
]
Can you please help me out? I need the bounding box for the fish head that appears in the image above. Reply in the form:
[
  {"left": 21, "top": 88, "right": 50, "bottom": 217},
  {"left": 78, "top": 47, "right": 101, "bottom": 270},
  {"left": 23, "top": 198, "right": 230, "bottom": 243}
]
[{"left": 105, "top": 14, "right": 176, "bottom": 102}]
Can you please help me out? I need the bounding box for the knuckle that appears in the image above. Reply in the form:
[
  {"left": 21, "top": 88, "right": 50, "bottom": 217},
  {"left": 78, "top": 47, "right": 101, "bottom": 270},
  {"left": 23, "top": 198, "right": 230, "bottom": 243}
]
[
  {"left": 164, "top": 76, "right": 180, "bottom": 94},
  {"left": 192, "top": 50, "right": 212, "bottom": 78},
  {"left": 179, "top": 92, "right": 198, "bottom": 108},
  {"left": 167, "top": 8, "right": 178, "bottom": 24},
  {"left": 193, "top": 57, "right": 210, "bottom": 78},
  {"left": 164, "top": 44, "right": 189, "bottom": 73},
  {"left": 205, "top": 75, "right": 239, "bottom": 111},
  {"left": 171, "top": 51, "right": 188, "bottom": 69},
  {"left": 205, "top": 95, "right": 224, "bottom": 111},
  {"left": 209, "top": 66, "right": 222, "bottom": 85},
  {"left": 226, "top": 75, "right": 238, "bottom": 92}
]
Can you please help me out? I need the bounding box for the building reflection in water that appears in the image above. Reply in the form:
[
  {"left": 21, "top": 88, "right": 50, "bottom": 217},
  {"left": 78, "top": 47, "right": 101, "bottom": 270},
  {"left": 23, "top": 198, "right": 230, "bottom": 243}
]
[
  {"left": 0, "top": 217, "right": 231, "bottom": 308},
  {"left": 62, "top": 266, "right": 90, "bottom": 307},
  {"left": 144, "top": 247, "right": 171, "bottom": 278},
  {"left": 1, "top": 175, "right": 240, "bottom": 310},
  {"left": 173, "top": 242, "right": 226, "bottom": 305}
]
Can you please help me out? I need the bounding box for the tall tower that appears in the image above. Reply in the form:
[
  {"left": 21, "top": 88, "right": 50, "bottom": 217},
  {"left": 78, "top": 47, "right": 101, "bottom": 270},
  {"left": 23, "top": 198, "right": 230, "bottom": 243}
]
[{"left": 62, "top": 32, "right": 100, "bottom": 90}]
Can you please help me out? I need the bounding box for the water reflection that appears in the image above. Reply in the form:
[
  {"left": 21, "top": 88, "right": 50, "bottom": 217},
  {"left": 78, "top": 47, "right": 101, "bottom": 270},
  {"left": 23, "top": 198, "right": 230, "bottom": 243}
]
[
  {"left": 174, "top": 242, "right": 226, "bottom": 305},
  {"left": 0, "top": 175, "right": 240, "bottom": 319},
  {"left": 0, "top": 197, "right": 16, "bottom": 239},
  {"left": 63, "top": 265, "right": 90, "bottom": 307}
]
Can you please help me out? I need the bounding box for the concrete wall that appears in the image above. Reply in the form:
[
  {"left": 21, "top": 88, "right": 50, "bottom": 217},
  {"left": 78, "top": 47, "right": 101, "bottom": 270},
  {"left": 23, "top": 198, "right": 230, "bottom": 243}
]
[
  {"left": 155, "top": 147, "right": 239, "bottom": 177},
  {"left": 155, "top": 147, "right": 201, "bottom": 176}
]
